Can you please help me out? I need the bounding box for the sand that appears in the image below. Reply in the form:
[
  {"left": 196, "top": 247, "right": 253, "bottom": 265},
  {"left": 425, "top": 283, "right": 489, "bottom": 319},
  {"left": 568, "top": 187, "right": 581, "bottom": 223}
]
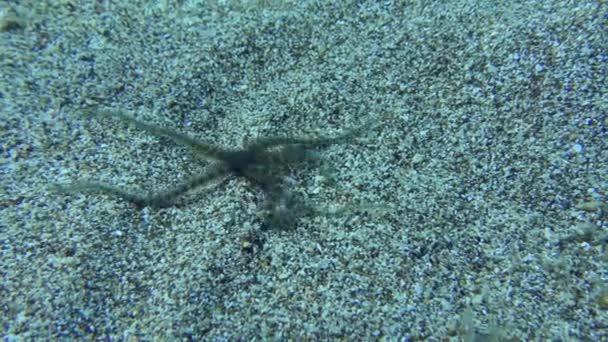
[{"left": 1, "top": 0, "right": 606, "bottom": 339}]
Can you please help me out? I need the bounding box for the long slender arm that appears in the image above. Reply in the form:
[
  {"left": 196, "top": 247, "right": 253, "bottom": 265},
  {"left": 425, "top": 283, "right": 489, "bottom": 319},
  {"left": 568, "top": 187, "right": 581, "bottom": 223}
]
[
  {"left": 90, "top": 109, "right": 229, "bottom": 161},
  {"left": 249, "top": 119, "right": 375, "bottom": 150},
  {"left": 54, "top": 164, "right": 227, "bottom": 208}
]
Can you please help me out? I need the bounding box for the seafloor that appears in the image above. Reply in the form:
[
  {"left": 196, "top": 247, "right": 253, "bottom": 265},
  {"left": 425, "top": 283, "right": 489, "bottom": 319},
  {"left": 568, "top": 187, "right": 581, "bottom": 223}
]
[{"left": 1, "top": 0, "right": 606, "bottom": 340}]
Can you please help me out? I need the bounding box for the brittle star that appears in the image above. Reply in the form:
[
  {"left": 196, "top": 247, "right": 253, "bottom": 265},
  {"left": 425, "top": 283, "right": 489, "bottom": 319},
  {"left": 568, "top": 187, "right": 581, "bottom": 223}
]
[{"left": 56, "top": 108, "right": 373, "bottom": 228}]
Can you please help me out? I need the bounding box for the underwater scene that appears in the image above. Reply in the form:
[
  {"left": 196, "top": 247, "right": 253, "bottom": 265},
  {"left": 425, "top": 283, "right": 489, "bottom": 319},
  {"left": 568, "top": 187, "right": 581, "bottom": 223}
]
[{"left": 1, "top": 0, "right": 606, "bottom": 339}]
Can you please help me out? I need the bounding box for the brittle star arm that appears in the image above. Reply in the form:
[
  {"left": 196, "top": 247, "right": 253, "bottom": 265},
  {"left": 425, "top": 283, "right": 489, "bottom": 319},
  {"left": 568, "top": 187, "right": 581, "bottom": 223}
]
[
  {"left": 90, "top": 109, "right": 229, "bottom": 162},
  {"left": 248, "top": 119, "right": 375, "bottom": 150},
  {"left": 55, "top": 164, "right": 227, "bottom": 208}
]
